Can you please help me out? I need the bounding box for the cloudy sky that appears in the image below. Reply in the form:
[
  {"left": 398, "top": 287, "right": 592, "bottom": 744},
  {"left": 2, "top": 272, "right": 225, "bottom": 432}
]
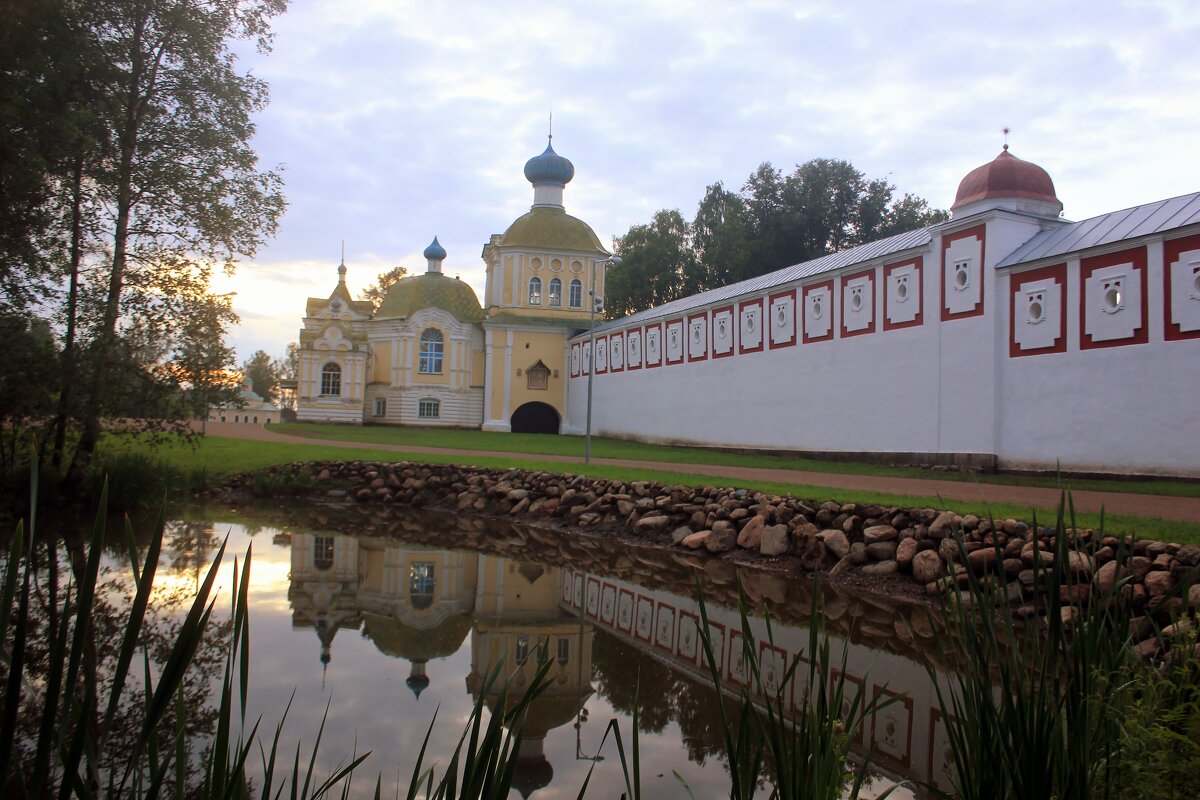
[{"left": 214, "top": 0, "right": 1200, "bottom": 362}]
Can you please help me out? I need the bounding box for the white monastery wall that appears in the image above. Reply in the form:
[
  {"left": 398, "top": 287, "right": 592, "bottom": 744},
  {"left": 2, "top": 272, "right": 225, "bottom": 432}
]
[
  {"left": 565, "top": 217, "right": 1200, "bottom": 476},
  {"left": 996, "top": 234, "right": 1200, "bottom": 476}
]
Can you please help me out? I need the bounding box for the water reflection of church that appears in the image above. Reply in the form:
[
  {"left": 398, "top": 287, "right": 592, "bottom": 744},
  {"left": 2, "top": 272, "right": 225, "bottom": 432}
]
[{"left": 288, "top": 533, "right": 594, "bottom": 797}]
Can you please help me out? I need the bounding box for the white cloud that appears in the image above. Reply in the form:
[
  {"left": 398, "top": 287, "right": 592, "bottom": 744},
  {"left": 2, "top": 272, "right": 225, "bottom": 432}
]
[{"left": 222, "top": 0, "right": 1200, "bottom": 361}]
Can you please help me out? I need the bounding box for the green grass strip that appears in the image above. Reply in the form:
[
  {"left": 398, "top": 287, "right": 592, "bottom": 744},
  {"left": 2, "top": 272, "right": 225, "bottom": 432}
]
[
  {"left": 101, "top": 433, "right": 1200, "bottom": 543},
  {"left": 267, "top": 423, "right": 1200, "bottom": 499}
]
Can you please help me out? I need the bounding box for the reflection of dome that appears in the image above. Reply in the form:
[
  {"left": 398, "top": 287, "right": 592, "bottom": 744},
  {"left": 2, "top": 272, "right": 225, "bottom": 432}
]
[
  {"left": 406, "top": 659, "right": 430, "bottom": 699},
  {"left": 422, "top": 236, "right": 446, "bottom": 261},
  {"left": 360, "top": 611, "right": 472, "bottom": 662},
  {"left": 374, "top": 273, "right": 485, "bottom": 322},
  {"left": 523, "top": 140, "right": 575, "bottom": 186},
  {"left": 952, "top": 148, "right": 1062, "bottom": 217},
  {"left": 500, "top": 207, "right": 604, "bottom": 252},
  {"left": 511, "top": 754, "right": 553, "bottom": 799}
]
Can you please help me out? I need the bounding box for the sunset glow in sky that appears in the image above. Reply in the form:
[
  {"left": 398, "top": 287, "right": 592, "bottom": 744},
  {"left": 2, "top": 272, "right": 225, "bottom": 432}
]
[{"left": 215, "top": 0, "right": 1200, "bottom": 362}]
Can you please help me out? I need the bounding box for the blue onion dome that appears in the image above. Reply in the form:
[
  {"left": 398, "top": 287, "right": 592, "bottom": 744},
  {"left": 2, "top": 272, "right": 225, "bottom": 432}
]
[
  {"left": 423, "top": 235, "right": 447, "bottom": 261},
  {"left": 523, "top": 138, "right": 575, "bottom": 186}
]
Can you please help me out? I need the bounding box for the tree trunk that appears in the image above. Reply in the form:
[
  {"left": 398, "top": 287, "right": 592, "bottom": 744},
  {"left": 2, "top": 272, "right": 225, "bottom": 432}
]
[{"left": 51, "top": 154, "right": 84, "bottom": 470}]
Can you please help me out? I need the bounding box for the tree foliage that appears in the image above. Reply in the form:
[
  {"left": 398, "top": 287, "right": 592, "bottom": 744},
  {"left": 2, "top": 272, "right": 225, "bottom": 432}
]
[
  {"left": 609, "top": 158, "right": 948, "bottom": 316},
  {"left": 241, "top": 348, "right": 282, "bottom": 403},
  {"left": 0, "top": 0, "right": 290, "bottom": 485},
  {"left": 359, "top": 265, "right": 408, "bottom": 311}
]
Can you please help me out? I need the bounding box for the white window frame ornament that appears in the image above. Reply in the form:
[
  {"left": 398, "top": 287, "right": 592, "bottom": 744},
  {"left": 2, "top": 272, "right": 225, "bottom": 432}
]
[{"left": 953, "top": 259, "right": 971, "bottom": 292}]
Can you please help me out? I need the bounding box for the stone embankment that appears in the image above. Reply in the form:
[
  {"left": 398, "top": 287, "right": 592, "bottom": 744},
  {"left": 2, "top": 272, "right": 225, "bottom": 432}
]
[{"left": 222, "top": 460, "right": 1200, "bottom": 658}]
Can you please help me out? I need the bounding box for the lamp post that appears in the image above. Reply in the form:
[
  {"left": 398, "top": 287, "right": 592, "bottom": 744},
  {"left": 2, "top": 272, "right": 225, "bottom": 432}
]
[{"left": 584, "top": 255, "right": 620, "bottom": 465}]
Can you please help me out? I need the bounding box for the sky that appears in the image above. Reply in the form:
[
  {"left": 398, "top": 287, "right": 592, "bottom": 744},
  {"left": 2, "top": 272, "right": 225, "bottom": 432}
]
[{"left": 213, "top": 0, "right": 1200, "bottom": 363}]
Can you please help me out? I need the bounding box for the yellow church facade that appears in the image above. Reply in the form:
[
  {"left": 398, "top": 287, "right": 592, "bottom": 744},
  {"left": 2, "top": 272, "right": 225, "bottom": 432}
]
[{"left": 295, "top": 139, "right": 607, "bottom": 433}]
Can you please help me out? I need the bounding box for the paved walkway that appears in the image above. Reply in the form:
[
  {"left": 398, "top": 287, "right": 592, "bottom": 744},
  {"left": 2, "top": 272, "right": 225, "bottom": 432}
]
[{"left": 205, "top": 423, "right": 1200, "bottom": 523}]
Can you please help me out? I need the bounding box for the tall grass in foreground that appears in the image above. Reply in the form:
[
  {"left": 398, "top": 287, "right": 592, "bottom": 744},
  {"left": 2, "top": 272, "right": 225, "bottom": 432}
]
[
  {"left": 0, "top": 462, "right": 367, "bottom": 798},
  {"left": 693, "top": 582, "right": 901, "bottom": 800},
  {"left": 931, "top": 496, "right": 1200, "bottom": 800}
]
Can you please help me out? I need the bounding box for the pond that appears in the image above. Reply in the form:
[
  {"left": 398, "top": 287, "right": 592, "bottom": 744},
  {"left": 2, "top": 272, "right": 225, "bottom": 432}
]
[{"left": 52, "top": 501, "right": 956, "bottom": 798}]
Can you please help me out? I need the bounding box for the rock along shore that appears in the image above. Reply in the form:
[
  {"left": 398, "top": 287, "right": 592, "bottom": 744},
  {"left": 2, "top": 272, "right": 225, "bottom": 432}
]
[{"left": 218, "top": 459, "right": 1200, "bottom": 659}]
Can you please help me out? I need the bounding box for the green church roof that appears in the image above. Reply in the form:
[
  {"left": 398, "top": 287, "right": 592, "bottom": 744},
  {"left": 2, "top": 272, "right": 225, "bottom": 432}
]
[
  {"left": 500, "top": 207, "right": 605, "bottom": 252},
  {"left": 375, "top": 272, "right": 485, "bottom": 323}
]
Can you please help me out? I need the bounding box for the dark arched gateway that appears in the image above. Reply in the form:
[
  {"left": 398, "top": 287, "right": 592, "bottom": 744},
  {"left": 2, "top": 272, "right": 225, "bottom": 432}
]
[{"left": 510, "top": 402, "right": 560, "bottom": 434}]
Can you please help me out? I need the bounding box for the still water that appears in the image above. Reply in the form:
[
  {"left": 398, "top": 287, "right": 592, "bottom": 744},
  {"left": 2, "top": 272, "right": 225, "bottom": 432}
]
[{"left": 159, "top": 502, "right": 950, "bottom": 798}]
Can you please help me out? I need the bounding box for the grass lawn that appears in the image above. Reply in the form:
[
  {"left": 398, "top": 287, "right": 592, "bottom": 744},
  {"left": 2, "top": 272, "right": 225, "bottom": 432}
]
[
  {"left": 266, "top": 422, "right": 1200, "bottom": 499},
  {"left": 103, "top": 433, "right": 1200, "bottom": 544}
]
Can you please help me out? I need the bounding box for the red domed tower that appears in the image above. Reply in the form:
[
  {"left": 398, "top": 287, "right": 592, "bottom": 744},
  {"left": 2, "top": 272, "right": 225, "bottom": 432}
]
[{"left": 951, "top": 147, "right": 1063, "bottom": 219}]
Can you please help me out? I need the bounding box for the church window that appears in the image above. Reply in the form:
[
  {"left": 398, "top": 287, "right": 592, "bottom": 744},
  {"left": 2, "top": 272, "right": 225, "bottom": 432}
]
[
  {"left": 569, "top": 279, "right": 582, "bottom": 307},
  {"left": 526, "top": 360, "right": 550, "bottom": 390},
  {"left": 529, "top": 276, "right": 542, "bottom": 305},
  {"left": 418, "top": 398, "right": 440, "bottom": 419},
  {"left": 374, "top": 397, "right": 387, "bottom": 417},
  {"left": 314, "top": 537, "right": 334, "bottom": 571},
  {"left": 320, "top": 363, "right": 342, "bottom": 396},
  {"left": 409, "top": 562, "right": 435, "bottom": 610},
  {"left": 556, "top": 636, "right": 570, "bottom": 664},
  {"left": 419, "top": 328, "right": 444, "bottom": 374},
  {"left": 515, "top": 635, "right": 530, "bottom": 665},
  {"left": 548, "top": 278, "right": 562, "bottom": 306}
]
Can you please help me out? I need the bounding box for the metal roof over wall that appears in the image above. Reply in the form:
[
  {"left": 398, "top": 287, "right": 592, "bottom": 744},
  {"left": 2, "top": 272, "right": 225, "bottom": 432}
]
[
  {"left": 997, "top": 191, "right": 1200, "bottom": 268},
  {"left": 589, "top": 225, "right": 933, "bottom": 335}
]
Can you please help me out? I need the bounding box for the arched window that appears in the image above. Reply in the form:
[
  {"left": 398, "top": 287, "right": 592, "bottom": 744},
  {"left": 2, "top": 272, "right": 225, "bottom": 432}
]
[
  {"left": 528, "top": 276, "right": 542, "bottom": 305},
  {"left": 419, "top": 328, "right": 443, "bottom": 374},
  {"left": 548, "top": 278, "right": 562, "bottom": 307},
  {"left": 569, "top": 279, "right": 582, "bottom": 308},
  {"left": 320, "top": 363, "right": 341, "bottom": 396}
]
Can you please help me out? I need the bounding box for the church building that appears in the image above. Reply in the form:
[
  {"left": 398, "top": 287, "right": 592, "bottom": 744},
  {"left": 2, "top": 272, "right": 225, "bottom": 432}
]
[
  {"left": 296, "top": 138, "right": 608, "bottom": 434},
  {"left": 297, "top": 139, "right": 1200, "bottom": 477}
]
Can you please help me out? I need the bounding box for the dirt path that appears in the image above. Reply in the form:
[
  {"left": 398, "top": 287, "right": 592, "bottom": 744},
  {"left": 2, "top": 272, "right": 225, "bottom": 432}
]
[{"left": 205, "top": 423, "right": 1200, "bottom": 523}]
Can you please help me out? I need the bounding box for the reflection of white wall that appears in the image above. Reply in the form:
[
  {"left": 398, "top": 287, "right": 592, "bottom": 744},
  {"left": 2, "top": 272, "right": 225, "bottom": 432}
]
[
  {"left": 665, "top": 321, "right": 683, "bottom": 361},
  {"left": 943, "top": 235, "right": 982, "bottom": 315},
  {"left": 688, "top": 316, "right": 707, "bottom": 359},
  {"left": 609, "top": 334, "right": 623, "bottom": 369},
  {"left": 886, "top": 264, "right": 920, "bottom": 326},
  {"left": 804, "top": 286, "right": 832, "bottom": 339},
  {"left": 1013, "top": 278, "right": 1061, "bottom": 352},
  {"left": 713, "top": 309, "right": 734, "bottom": 354},
  {"left": 626, "top": 330, "right": 642, "bottom": 367},
  {"left": 1169, "top": 248, "right": 1200, "bottom": 333},
  {"left": 1084, "top": 263, "right": 1140, "bottom": 342},
  {"left": 843, "top": 275, "right": 873, "bottom": 333},
  {"left": 769, "top": 295, "right": 794, "bottom": 345},
  {"left": 740, "top": 303, "right": 762, "bottom": 350}
]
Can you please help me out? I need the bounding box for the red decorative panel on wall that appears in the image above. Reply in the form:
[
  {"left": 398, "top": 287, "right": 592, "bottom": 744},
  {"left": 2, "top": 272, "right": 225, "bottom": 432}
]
[
  {"left": 593, "top": 334, "right": 608, "bottom": 373},
  {"left": 802, "top": 280, "right": 835, "bottom": 343},
  {"left": 1079, "top": 246, "right": 1148, "bottom": 350},
  {"left": 664, "top": 318, "right": 685, "bottom": 365},
  {"left": 883, "top": 256, "right": 923, "bottom": 331},
  {"left": 941, "top": 224, "right": 986, "bottom": 321},
  {"left": 687, "top": 312, "right": 709, "bottom": 363},
  {"left": 738, "top": 298, "right": 765, "bottom": 354},
  {"left": 768, "top": 290, "right": 797, "bottom": 349},
  {"left": 840, "top": 267, "right": 876, "bottom": 338},
  {"left": 1009, "top": 263, "right": 1067, "bottom": 358},
  {"left": 712, "top": 304, "right": 736, "bottom": 358},
  {"left": 1164, "top": 233, "right": 1200, "bottom": 341},
  {"left": 644, "top": 322, "right": 663, "bottom": 368}
]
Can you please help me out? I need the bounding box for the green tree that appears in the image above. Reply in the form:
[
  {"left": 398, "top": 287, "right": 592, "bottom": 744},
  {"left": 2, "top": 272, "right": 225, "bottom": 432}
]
[
  {"left": 67, "top": 0, "right": 289, "bottom": 485},
  {"left": 608, "top": 210, "right": 695, "bottom": 318},
  {"left": 359, "top": 264, "right": 408, "bottom": 311},
  {"left": 172, "top": 292, "right": 241, "bottom": 433},
  {"left": 241, "top": 348, "right": 280, "bottom": 402},
  {"left": 692, "top": 181, "right": 752, "bottom": 289}
]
